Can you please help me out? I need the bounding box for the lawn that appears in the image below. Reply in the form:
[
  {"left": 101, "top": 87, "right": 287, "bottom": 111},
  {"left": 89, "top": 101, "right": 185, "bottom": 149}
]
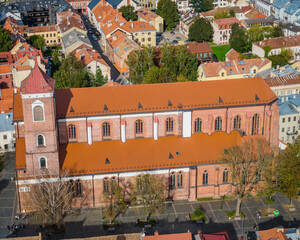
[{"left": 211, "top": 44, "right": 231, "bottom": 61}]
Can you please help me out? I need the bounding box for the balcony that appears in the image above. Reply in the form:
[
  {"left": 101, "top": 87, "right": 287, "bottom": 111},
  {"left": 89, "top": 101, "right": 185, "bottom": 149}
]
[{"left": 286, "top": 131, "right": 298, "bottom": 135}]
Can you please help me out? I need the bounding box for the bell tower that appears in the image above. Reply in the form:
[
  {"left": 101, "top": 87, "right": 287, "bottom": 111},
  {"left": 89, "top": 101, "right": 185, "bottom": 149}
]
[{"left": 20, "top": 59, "right": 59, "bottom": 176}]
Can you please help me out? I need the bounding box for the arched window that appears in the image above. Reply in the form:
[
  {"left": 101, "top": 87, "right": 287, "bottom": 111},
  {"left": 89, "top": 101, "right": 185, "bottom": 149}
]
[
  {"left": 170, "top": 172, "right": 175, "bottom": 189},
  {"left": 194, "top": 118, "right": 202, "bottom": 133},
  {"left": 252, "top": 114, "right": 260, "bottom": 135},
  {"left": 137, "top": 175, "right": 142, "bottom": 192},
  {"left": 103, "top": 178, "right": 109, "bottom": 193},
  {"left": 69, "top": 180, "right": 75, "bottom": 197},
  {"left": 68, "top": 124, "right": 76, "bottom": 139},
  {"left": 223, "top": 168, "right": 228, "bottom": 183},
  {"left": 33, "top": 106, "right": 44, "bottom": 122},
  {"left": 215, "top": 117, "right": 222, "bottom": 131},
  {"left": 75, "top": 180, "right": 82, "bottom": 197},
  {"left": 203, "top": 170, "right": 208, "bottom": 185},
  {"left": 233, "top": 115, "right": 241, "bottom": 130},
  {"left": 166, "top": 118, "right": 174, "bottom": 133},
  {"left": 39, "top": 157, "right": 47, "bottom": 168},
  {"left": 135, "top": 119, "right": 143, "bottom": 135},
  {"left": 37, "top": 134, "right": 45, "bottom": 146},
  {"left": 111, "top": 177, "right": 117, "bottom": 194},
  {"left": 178, "top": 171, "right": 183, "bottom": 187},
  {"left": 102, "top": 122, "right": 110, "bottom": 137}
]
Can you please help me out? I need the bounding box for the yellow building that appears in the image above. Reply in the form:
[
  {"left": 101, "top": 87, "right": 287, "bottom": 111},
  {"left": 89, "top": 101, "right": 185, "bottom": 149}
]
[
  {"left": 27, "top": 25, "right": 61, "bottom": 46},
  {"left": 137, "top": 8, "right": 164, "bottom": 33},
  {"left": 198, "top": 58, "right": 272, "bottom": 81}
]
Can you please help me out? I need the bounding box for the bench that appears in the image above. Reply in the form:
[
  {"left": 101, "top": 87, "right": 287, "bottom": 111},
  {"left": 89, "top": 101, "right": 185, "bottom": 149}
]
[
  {"left": 144, "top": 224, "right": 152, "bottom": 229},
  {"left": 196, "top": 220, "right": 204, "bottom": 224},
  {"left": 108, "top": 227, "right": 115, "bottom": 232}
]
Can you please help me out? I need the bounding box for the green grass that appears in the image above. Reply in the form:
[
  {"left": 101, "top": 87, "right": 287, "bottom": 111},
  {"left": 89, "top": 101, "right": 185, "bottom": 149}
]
[
  {"left": 225, "top": 211, "right": 245, "bottom": 219},
  {"left": 211, "top": 44, "right": 231, "bottom": 61},
  {"left": 190, "top": 209, "right": 206, "bottom": 222},
  {"left": 197, "top": 197, "right": 216, "bottom": 202},
  {"left": 103, "top": 221, "right": 119, "bottom": 229},
  {"left": 209, "top": 42, "right": 217, "bottom": 46}
]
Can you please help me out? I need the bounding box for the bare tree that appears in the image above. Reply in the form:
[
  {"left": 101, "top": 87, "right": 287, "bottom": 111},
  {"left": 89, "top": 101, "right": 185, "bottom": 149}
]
[
  {"left": 103, "top": 180, "right": 126, "bottom": 224},
  {"left": 220, "top": 138, "right": 275, "bottom": 217},
  {"left": 130, "top": 174, "right": 167, "bottom": 221}
]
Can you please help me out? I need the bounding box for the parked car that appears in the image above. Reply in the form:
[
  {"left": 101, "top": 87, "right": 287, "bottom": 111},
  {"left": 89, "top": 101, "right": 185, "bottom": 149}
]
[
  {"left": 170, "top": 31, "right": 175, "bottom": 35},
  {"left": 171, "top": 40, "right": 178, "bottom": 45},
  {"left": 92, "top": 34, "right": 97, "bottom": 41},
  {"left": 164, "top": 37, "right": 169, "bottom": 41},
  {"left": 184, "top": 39, "right": 191, "bottom": 43},
  {"left": 176, "top": 36, "right": 181, "bottom": 40},
  {"left": 88, "top": 29, "right": 93, "bottom": 34}
]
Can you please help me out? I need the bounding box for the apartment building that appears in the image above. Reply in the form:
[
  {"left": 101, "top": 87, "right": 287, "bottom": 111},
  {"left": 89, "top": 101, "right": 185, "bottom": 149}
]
[
  {"left": 179, "top": 10, "right": 200, "bottom": 38},
  {"left": 27, "top": 25, "right": 60, "bottom": 46},
  {"left": 0, "top": 113, "right": 15, "bottom": 153},
  {"left": 137, "top": 8, "right": 164, "bottom": 33},
  {"left": 201, "top": 7, "right": 244, "bottom": 21},
  {"left": 66, "top": 0, "right": 91, "bottom": 14}
]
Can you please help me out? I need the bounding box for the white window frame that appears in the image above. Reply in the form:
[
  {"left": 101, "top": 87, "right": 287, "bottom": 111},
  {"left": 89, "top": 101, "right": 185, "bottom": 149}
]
[
  {"left": 37, "top": 134, "right": 46, "bottom": 147},
  {"left": 32, "top": 100, "right": 45, "bottom": 122},
  {"left": 39, "top": 156, "right": 48, "bottom": 169}
]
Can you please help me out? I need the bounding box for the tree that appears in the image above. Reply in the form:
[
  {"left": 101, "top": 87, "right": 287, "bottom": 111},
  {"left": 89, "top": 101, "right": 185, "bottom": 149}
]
[
  {"left": 90, "top": 69, "right": 109, "bottom": 87},
  {"left": 51, "top": 53, "right": 61, "bottom": 77},
  {"left": 229, "top": 23, "right": 249, "bottom": 53},
  {"left": 54, "top": 53, "right": 90, "bottom": 89},
  {"left": 103, "top": 180, "right": 126, "bottom": 224},
  {"left": 0, "top": 26, "right": 12, "bottom": 52},
  {"left": 119, "top": 5, "right": 138, "bottom": 21},
  {"left": 220, "top": 138, "right": 274, "bottom": 217},
  {"left": 29, "top": 35, "right": 46, "bottom": 52},
  {"left": 272, "top": 23, "right": 284, "bottom": 38},
  {"left": 229, "top": 9, "right": 235, "bottom": 17},
  {"left": 143, "top": 66, "right": 176, "bottom": 84},
  {"left": 190, "top": 0, "right": 213, "bottom": 13},
  {"left": 247, "top": 24, "right": 274, "bottom": 46},
  {"left": 27, "top": 172, "right": 80, "bottom": 231},
  {"left": 157, "top": 0, "right": 179, "bottom": 29},
  {"left": 267, "top": 55, "right": 288, "bottom": 68},
  {"left": 130, "top": 174, "right": 166, "bottom": 220},
  {"left": 188, "top": 18, "right": 213, "bottom": 43},
  {"left": 126, "top": 45, "right": 155, "bottom": 84},
  {"left": 280, "top": 48, "right": 293, "bottom": 62},
  {"left": 276, "top": 137, "right": 300, "bottom": 205},
  {"left": 214, "top": 11, "right": 229, "bottom": 20},
  {"left": 263, "top": 44, "right": 272, "bottom": 57}
]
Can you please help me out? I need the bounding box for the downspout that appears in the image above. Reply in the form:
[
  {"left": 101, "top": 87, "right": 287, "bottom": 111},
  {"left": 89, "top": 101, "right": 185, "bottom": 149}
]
[{"left": 92, "top": 174, "right": 95, "bottom": 207}]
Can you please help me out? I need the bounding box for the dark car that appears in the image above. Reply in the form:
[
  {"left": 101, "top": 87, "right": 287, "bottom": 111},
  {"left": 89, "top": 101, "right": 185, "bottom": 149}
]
[
  {"left": 172, "top": 40, "right": 178, "bottom": 45},
  {"left": 184, "top": 39, "right": 191, "bottom": 43},
  {"left": 170, "top": 31, "right": 175, "bottom": 35},
  {"left": 176, "top": 36, "right": 181, "bottom": 40}
]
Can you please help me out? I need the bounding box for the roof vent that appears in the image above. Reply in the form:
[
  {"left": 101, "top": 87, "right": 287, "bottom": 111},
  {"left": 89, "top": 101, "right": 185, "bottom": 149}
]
[
  {"left": 169, "top": 153, "right": 174, "bottom": 159},
  {"left": 138, "top": 102, "right": 142, "bottom": 109},
  {"left": 255, "top": 94, "right": 260, "bottom": 101},
  {"left": 105, "top": 158, "right": 110, "bottom": 164},
  {"left": 176, "top": 152, "right": 180, "bottom": 155},
  {"left": 168, "top": 100, "right": 172, "bottom": 107},
  {"left": 104, "top": 104, "right": 108, "bottom": 111},
  {"left": 219, "top": 97, "right": 223, "bottom": 103},
  {"left": 70, "top": 106, "right": 74, "bottom": 113}
]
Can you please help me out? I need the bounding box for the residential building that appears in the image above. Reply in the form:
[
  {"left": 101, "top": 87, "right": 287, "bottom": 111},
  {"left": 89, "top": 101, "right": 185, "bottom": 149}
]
[
  {"left": 74, "top": 46, "right": 111, "bottom": 79},
  {"left": 27, "top": 25, "right": 60, "bottom": 46},
  {"left": 137, "top": 8, "right": 164, "bottom": 33},
  {"left": 273, "top": 0, "right": 300, "bottom": 25},
  {"left": 143, "top": 231, "right": 192, "bottom": 240},
  {"left": 66, "top": 0, "right": 91, "bottom": 14},
  {"left": 254, "top": 0, "right": 274, "bottom": 16},
  {"left": 198, "top": 58, "right": 272, "bottom": 81},
  {"left": 195, "top": 231, "right": 230, "bottom": 240},
  {"left": 243, "top": 16, "right": 279, "bottom": 28},
  {"left": 13, "top": 65, "right": 279, "bottom": 212},
  {"left": 0, "top": 88, "right": 13, "bottom": 113},
  {"left": 283, "top": 23, "right": 300, "bottom": 36},
  {"left": 175, "top": 0, "right": 191, "bottom": 12},
  {"left": 186, "top": 43, "right": 213, "bottom": 64},
  {"left": 56, "top": 10, "right": 82, "bottom": 23},
  {"left": 225, "top": 48, "right": 243, "bottom": 61},
  {"left": 0, "top": 52, "right": 14, "bottom": 88},
  {"left": 134, "top": 0, "right": 156, "bottom": 10},
  {"left": 57, "top": 12, "right": 87, "bottom": 37},
  {"left": 244, "top": 8, "right": 267, "bottom": 19},
  {"left": 212, "top": 17, "right": 242, "bottom": 45},
  {"left": 106, "top": 30, "right": 140, "bottom": 76},
  {"left": 264, "top": 73, "right": 300, "bottom": 96},
  {"left": 0, "top": 112, "right": 15, "bottom": 153},
  {"left": 212, "top": 0, "right": 231, "bottom": 8},
  {"left": 201, "top": 7, "right": 244, "bottom": 21},
  {"left": 252, "top": 35, "right": 300, "bottom": 61},
  {"left": 256, "top": 226, "right": 300, "bottom": 240},
  {"left": 179, "top": 10, "right": 200, "bottom": 38},
  {"left": 61, "top": 29, "right": 93, "bottom": 55}
]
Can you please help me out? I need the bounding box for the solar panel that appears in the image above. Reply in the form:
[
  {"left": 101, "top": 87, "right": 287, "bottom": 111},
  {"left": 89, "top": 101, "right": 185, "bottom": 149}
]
[
  {"left": 225, "top": 62, "right": 232, "bottom": 67},
  {"left": 237, "top": 60, "right": 245, "bottom": 65}
]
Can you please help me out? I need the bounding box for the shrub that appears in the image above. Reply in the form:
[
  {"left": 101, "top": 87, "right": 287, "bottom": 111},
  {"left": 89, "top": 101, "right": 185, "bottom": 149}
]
[{"left": 194, "top": 208, "right": 204, "bottom": 217}]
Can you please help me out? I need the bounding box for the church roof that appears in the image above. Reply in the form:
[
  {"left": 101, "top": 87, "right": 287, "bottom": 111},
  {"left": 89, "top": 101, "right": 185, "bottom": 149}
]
[
  {"left": 13, "top": 77, "right": 277, "bottom": 121},
  {"left": 20, "top": 60, "right": 55, "bottom": 94}
]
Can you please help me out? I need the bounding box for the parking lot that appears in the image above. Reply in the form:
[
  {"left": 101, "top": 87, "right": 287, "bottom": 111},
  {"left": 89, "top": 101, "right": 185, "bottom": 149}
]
[{"left": 158, "top": 30, "right": 188, "bottom": 46}]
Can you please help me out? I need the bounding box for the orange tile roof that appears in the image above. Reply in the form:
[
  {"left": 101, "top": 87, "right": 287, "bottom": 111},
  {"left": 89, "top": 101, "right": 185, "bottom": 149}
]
[
  {"left": 103, "top": 80, "right": 121, "bottom": 87},
  {"left": 225, "top": 48, "right": 243, "bottom": 61},
  {"left": 0, "top": 52, "right": 14, "bottom": 64},
  {"left": 13, "top": 77, "right": 277, "bottom": 121},
  {"left": 264, "top": 74, "right": 300, "bottom": 87},
  {"left": 245, "top": 8, "right": 266, "bottom": 19},
  {"left": 0, "top": 88, "right": 14, "bottom": 113},
  {"left": 144, "top": 232, "right": 192, "bottom": 240},
  {"left": 57, "top": 11, "right": 82, "bottom": 23},
  {"left": 186, "top": 42, "right": 212, "bottom": 54},
  {"left": 214, "top": 17, "right": 241, "bottom": 27},
  {"left": 253, "top": 35, "right": 300, "bottom": 49},
  {"left": 121, "top": 21, "right": 156, "bottom": 32},
  {"left": 28, "top": 25, "right": 57, "bottom": 33},
  {"left": 65, "top": 233, "right": 140, "bottom": 240},
  {"left": 0, "top": 65, "right": 12, "bottom": 74},
  {"left": 59, "top": 131, "right": 244, "bottom": 175},
  {"left": 15, "top": 138, "right": 26, "bottom": 169},
  {"left": 58, "top": 17, "right": 86, "bottom": 33},
  {"left": 257, "top": 228, "right": 288, "bottom": 240},
  {"left": 201, "top": 58, "right": 271, "bottom": 77},
  {"left": 137, "top": 8, "right": 160, "bottom": 22},
  {"left": 74, "top": 47, "right": 109, "bottom": 67}
]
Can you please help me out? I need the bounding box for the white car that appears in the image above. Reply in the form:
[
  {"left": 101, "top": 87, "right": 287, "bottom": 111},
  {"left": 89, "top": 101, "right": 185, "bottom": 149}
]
[{"left": 92, "top": 34, "right": 97, "bottom": 41}]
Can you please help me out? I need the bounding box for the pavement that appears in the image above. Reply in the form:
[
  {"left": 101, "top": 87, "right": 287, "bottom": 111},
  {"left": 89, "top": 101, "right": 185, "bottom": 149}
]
[
  {"left": 0, "top": 152, "right": 17, "bottom": 238},
  {"left": 158, "top": 30, "right": 187, "bottom": 46}
]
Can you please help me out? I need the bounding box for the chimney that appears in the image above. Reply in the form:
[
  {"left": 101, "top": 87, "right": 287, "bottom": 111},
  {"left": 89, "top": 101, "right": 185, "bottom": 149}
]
[
  {"left": 277, "top": 226, "right": 284, "bottom": 233},
  {"left": 276, "top": 65, "right": 280, "bottom": 69},
  {"left": 131, "top": 22, "right": 134, "bottom": 28},
  {"left": 282, "top": 97, "right": 284, "bottom": 103},
  {"left": 285, "top": 96, "right": 288, "bottom": 101},
  {"left": 113, "top": 35, "right": 117, "bottom": 41},
  {"left": 154, "top": 231, "right": 159, "bottom": 236},
  {"left": 293, "top": 94, "right": 296, "bottom": 99},
  {"left": 14, "top": 87, "right": 17, "bottom": 94}
]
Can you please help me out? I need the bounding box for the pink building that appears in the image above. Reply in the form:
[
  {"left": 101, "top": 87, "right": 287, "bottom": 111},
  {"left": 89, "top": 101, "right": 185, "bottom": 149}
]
[
  {"left": 13, "top": 62, "right": 279, "bottom": 212},
  {"left": 212, "top": 17, "right": 242, "bottom": 45},
  {"left": 66, "top": 0, "right": 91, "bottom": 14}
]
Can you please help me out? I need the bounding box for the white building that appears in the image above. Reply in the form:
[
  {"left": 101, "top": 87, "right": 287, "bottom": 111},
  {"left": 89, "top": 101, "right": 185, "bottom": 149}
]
[
  {"left": 255, "top": 0, "right": 273, "bottom": 16},
  {"left": 0, "top": 112, "right": 15, "bottom": 153}
]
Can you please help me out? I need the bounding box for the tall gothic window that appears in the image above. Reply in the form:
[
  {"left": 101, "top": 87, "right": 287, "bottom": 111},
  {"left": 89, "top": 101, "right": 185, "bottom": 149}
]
[
  {"left": 203, "top": 170, "right": 208, "bottom": 185},
  {"left": 178, "top": 171, "right": 183, "bottom": 187},
  {"left": 69, "top": 180, "right": 75, "bottom": 197},
  {"left": 137, "top": 175, "right": 142, "bottom": 192},
  {"left": 103, "top": 178, "right": 109, "bottom": 193},
  {"left": 194, "top": 118, "right": 202, "bottom": 133},
  {"left": 252, "top": 114, "right": 260, "bottom": 135},
  {"left": 68, "top": 124, "right": 76, "bottom": 139},
  {"left": 135, "top": 119, "right": 143, "bottom": 135},
  {"left": 170, "top": 172, "right": 175, "bottom": 189},
  {"left": 215, "top": 117, "right": 222, "bottom": 131},
  {"left": 37, "top": 135, "right": 45, "bottom": 146},
  {"left": 166, "top": 118, "right": 174, "bottom": 133},
  {"left": 233, "top": 115, "right": 241, "bottom": 130},
  {"left": 223, "top": 168, "right": 228, "bottom": 183},
  {"left": 39, "top": 157, "right": 47, "bottom": 168},
  {"left": 33, "top": 106, "right": 44, "bottom": 122},
  {"left": 102, "top": 122, "right": 110, "bottom": 137},
  {"left": 75, "top": 180, "right": 82, "bottom": 197}
]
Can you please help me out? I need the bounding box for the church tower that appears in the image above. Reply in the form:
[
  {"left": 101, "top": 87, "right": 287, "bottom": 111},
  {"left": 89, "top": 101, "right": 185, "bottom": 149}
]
[{"left": 20, "top": 59, "right": 59, "bottom": 176}]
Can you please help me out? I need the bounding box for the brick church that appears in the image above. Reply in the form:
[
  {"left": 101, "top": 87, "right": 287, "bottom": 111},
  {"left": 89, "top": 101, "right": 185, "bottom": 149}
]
[{"left": 13, "top": 62, "right": 280, "bottom": 212}]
